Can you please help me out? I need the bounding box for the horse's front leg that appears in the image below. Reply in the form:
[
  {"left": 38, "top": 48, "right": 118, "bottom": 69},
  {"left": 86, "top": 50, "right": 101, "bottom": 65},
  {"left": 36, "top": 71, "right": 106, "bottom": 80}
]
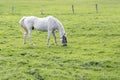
[
  {"left": 52, "top": 31, "right": 58, "bottom": 46},
  {"left": 47, "top": 31, "right": 52, "bottom": 46}
]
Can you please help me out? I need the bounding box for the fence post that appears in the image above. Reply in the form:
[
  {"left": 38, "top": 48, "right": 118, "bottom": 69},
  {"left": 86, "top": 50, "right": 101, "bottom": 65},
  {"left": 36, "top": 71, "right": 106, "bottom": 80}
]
[
  {"left": 11, "top": 5, "right": 14, "bottom": 14},
  {"left": 40, "top": 8, "right": 44, "bottom": 15},
  {"left": 96, "top": 4, "right": 98, "bottom": 13},
  {"left": 72, "top": 4, "right": 74, "bottom": 14},
  {"left": 40, "top": 5, "right": 44, "bottom": 15}
]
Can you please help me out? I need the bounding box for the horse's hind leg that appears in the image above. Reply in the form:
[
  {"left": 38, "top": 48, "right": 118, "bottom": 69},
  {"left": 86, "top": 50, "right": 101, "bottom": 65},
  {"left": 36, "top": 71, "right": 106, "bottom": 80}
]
[
  {"left": 30, "top": 37, "right": 35, "bottom": 46},
  {"left": 23, "top": 32, "right": 27, "bottom": 44},
  {"left": 29, "top": 36, "right": 34, "bottom": 45},
  {"left": 28, "top": 30, "right": 35, "bottom": 46}
]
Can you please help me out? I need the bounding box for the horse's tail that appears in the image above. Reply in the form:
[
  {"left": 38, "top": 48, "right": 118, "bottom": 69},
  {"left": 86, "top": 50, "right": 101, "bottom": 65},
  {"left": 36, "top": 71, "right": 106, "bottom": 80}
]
[{"left": 19, "top": 17, "right": 28, "bottom": 35}]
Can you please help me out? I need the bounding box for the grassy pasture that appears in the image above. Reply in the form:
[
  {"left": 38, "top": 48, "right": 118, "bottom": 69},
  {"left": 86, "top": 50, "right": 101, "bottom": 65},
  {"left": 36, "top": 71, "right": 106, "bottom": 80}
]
[{"left": 0, "top": 0, "right": 120, "bottom": 80}]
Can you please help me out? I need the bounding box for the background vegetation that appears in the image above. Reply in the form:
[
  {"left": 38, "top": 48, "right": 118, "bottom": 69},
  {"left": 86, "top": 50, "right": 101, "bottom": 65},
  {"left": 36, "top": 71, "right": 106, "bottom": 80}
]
[{"left": 0, "top": 0, "right": 120, "bottom": 80}]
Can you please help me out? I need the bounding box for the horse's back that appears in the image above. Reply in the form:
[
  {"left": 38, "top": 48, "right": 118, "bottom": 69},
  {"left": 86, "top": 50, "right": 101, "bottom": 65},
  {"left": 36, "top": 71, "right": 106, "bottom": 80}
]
[
  {"left": 19, "top": 16, "right": 36, "bottom": 26},
  {"left": 19, "top": 16, "right": 63, "bottom": 32}
]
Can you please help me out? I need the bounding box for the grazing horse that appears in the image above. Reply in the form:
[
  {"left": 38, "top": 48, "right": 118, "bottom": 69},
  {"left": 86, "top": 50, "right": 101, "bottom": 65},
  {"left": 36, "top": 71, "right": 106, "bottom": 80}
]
[{"left": 19, "top": 16, "right": 67, "bottom": 46}]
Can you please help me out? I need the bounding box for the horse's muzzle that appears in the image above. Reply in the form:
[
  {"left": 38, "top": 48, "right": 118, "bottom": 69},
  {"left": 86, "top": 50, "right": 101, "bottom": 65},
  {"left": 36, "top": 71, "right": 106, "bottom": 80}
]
[{"left": 62, "top": 43, "right": 67, "bottom": 46}]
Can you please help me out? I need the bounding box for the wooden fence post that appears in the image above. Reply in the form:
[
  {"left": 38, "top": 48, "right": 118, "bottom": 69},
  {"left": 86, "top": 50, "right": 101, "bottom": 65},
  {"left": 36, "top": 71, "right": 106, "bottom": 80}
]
[
  {"left": 40, "top": 5, "right": 44, "bottom": 15},
  {"left": 72, "top": 4, "right": 74, "bottom": 14},
  {"left": 11, "top": 5, "right": 14, "bottom": 14},
  {"left": 40, "top": 8, "right": 44, "bottom": 15},
  {"left": 96, "top": 4, "right": 98, "bottom": 13}
]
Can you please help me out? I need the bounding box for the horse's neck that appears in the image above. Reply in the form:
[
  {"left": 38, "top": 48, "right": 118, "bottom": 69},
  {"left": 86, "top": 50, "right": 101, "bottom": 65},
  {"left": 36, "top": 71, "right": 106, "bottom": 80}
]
[{"left": 58, "top": 26, "right": 65, "bottom": 38}]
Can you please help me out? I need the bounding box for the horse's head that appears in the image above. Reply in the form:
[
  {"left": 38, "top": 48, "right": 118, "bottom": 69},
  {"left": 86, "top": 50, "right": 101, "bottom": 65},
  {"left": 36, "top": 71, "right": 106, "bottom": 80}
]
[{"left": 61, "top": 33, "right": 67, "bottom": 46}]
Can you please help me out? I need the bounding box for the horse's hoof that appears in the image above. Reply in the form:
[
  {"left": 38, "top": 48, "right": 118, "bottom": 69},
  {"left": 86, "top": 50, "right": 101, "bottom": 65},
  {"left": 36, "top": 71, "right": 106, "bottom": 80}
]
[{"left": 31, "top": 43, "right": 35, "bottom": 46}]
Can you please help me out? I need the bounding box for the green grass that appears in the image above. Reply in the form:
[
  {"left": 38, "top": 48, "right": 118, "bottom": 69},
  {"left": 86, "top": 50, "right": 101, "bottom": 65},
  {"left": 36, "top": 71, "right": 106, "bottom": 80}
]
[{"left": 0, "top": 0, "right": 120, "bottom": 80}]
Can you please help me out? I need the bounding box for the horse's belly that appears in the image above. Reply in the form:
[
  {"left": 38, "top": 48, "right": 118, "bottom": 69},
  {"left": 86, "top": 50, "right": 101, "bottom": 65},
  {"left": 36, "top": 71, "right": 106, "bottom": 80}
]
[
  {"left": 34, "top": 19, "right": 48, "bottom": 31},
  {"left": 35, "top": 25, "right": 48, "bottom": 31}
]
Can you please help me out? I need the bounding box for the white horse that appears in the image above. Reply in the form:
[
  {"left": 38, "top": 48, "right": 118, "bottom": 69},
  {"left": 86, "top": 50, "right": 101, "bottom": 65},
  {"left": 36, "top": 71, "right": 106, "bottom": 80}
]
[{"left": 19, "top": 16, "right": 67, "bottom": 46}]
